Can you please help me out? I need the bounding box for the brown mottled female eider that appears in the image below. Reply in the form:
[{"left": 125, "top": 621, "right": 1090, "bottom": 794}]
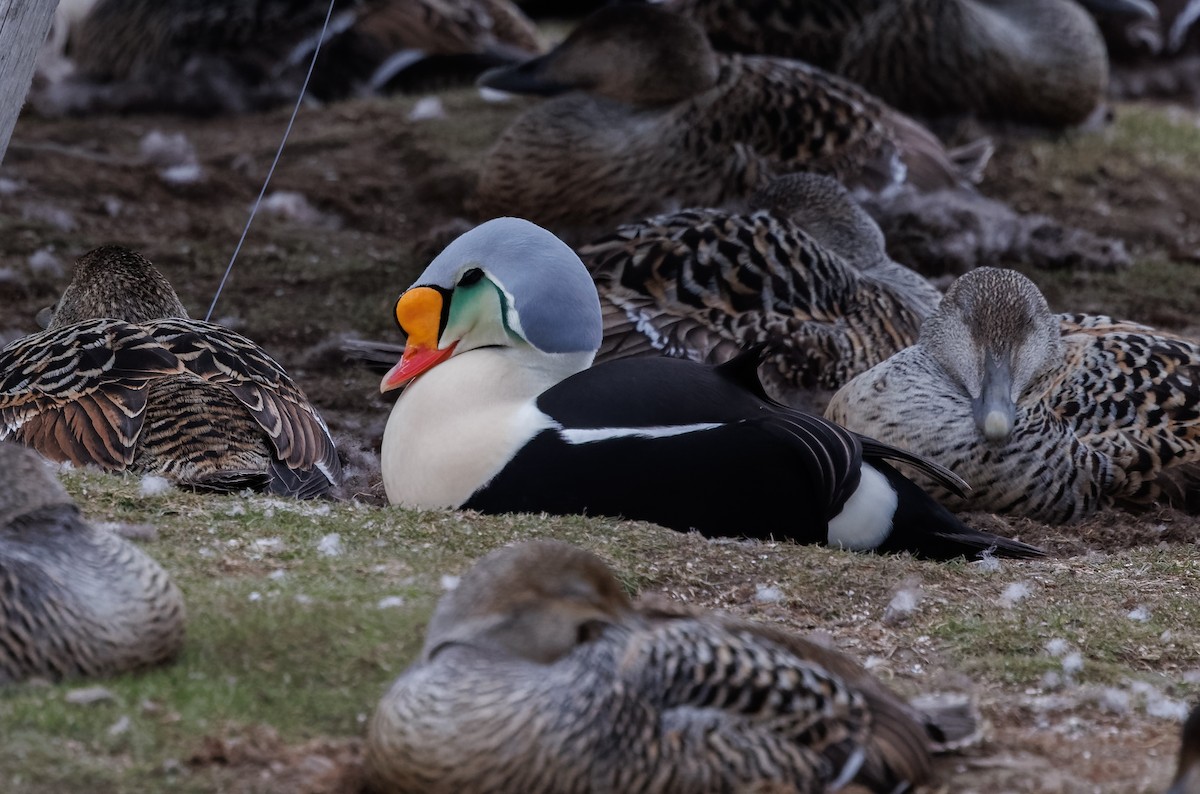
[
  {"left": 0, "top": 441, "right": 185, "bottom": 683},
  {"left": 0, "top": 246, "right": 342, "bottom": 498},
  {"left": 580, "top": 173, "right": 942, "bottom": 411},
  {"left": 473, "top": 4, "right": 988, "bottom": 241},
  {"left": 368, "top": 540, "right": 979, "bottom": 793},
  {"left": 828, "top": 267, "right": 1200, "bottom": 523},
  {"left": 668, "top": 0, "right": 1157, "bottom": 126}
]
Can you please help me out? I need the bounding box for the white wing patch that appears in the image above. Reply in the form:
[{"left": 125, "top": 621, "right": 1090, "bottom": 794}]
[{"left": 559, "top": 422, "right": 724, "bottom": 444}]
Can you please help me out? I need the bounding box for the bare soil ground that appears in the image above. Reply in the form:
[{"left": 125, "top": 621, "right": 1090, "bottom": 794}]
[{"left": 4, "top": 90, "right": 1200, "bottom": 793}]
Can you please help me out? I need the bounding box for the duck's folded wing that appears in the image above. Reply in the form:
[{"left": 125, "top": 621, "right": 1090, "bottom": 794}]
[
  {"left": 635, "top": 595, "right": 946, "bottom": 783},
  {"left": 464, "top": 416, "right": 846, "bottom": 541},
  {"left": 1056, "top": 323, "right": 1200, "bottom": 508},
  {"left": 151, "top": 319, "right": 342, "bottom": 488},
  {"left": 594, "top": 292, "right": 738, "bottom": 364},
  {"left": 464, "top": 357, "right": 865, "bottom": 538},
  {"left": 625, "top": 619, "right": 876, "bottom": 789},
  {"left": 0, "top": 320, "right": 181, "bottom": 468}
]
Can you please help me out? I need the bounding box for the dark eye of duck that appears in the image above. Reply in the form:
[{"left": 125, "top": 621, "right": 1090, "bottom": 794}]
[{"left": 458, "top": 268, "right": 484, "bottom": 287}]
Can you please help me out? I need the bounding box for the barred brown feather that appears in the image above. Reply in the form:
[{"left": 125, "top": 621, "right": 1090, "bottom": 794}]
[
  {"left": 669, "top": 0, "right": 1113, "bottom": 127},
  {"left": 666, "top": 0, "right": 869, "bottom": 69}
]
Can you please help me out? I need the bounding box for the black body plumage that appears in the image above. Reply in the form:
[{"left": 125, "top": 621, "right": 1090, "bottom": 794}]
[{"left": 466, "top": 354, "right": 1042, "bottom": 559}]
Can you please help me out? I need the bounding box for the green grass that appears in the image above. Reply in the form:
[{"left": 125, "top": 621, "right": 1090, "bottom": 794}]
[{"left": 2, "top": 469, "right": 1198, "bottom": 792}]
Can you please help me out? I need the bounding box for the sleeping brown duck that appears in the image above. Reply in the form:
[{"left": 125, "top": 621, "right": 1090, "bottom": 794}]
[{"left": 0, "top": 246, "right": 342, "bottom": 498}]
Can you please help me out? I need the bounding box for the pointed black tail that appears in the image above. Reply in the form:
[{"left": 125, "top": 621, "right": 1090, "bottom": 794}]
[{"left": 872, "top": 462, "right": 1045, "bottom": 560}]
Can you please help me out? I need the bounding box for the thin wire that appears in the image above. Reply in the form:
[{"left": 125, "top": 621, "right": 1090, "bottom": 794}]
[{"left": 205, "top": 0, "right": 339, "bottom": 322}]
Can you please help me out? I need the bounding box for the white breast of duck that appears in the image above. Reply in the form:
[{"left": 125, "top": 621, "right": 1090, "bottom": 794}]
[{"left": 383, "top": 345, "right": 589, "bottom": 507}]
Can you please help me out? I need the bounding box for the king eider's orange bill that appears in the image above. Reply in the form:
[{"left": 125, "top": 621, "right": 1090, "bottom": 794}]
[{"left": 381, "top": 286, "right": 456, "bottom": 393}]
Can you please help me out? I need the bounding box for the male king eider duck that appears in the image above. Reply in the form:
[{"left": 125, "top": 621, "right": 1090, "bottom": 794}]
[{"left": 380, "top": 218, "right": 1042, "bottom": 559}]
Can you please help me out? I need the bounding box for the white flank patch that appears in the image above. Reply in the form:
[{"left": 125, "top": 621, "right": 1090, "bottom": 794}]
[
  {"left": 827, "top": 464, "right": 897, "bottom": 551},
  {"left": 560, "top": 422, "right": 723, "bottom": 444}
]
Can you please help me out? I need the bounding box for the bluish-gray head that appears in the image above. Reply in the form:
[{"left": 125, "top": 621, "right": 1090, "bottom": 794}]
[{"left": 381, "top": 218, "right": 603, "bottom": 391}]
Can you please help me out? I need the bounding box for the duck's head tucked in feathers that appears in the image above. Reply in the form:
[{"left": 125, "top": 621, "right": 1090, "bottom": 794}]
[
  {"left": 751, "top": 172, "right": 890, "bottom": 271},
  {"left": 6, "top": 245, "right": 343, "bottom": 498},
  {"left": 919, "top": 267, "right": 1062, "bottom": 443},
  {"left": 47, "top": 245, "right": 188, "bottom": 327},
  {"left": 0, "top": 444, "right": 73, "bottom": 528},
  {"left": 479, "top": 4, "right": 719, "bottom": 104},
  {"left": 423, "top": 540, "right": 634, "bottom": 665},
  {"left": 0, "top": 441, "right": 186, "bottom": 683},
  {"left": 382, "top": 217, "right": 603, "bottom": 392}
]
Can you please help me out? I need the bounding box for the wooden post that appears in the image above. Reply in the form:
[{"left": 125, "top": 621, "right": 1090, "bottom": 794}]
[{"left": 0, "top": 0, "right": 59, "bottom": 166}]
